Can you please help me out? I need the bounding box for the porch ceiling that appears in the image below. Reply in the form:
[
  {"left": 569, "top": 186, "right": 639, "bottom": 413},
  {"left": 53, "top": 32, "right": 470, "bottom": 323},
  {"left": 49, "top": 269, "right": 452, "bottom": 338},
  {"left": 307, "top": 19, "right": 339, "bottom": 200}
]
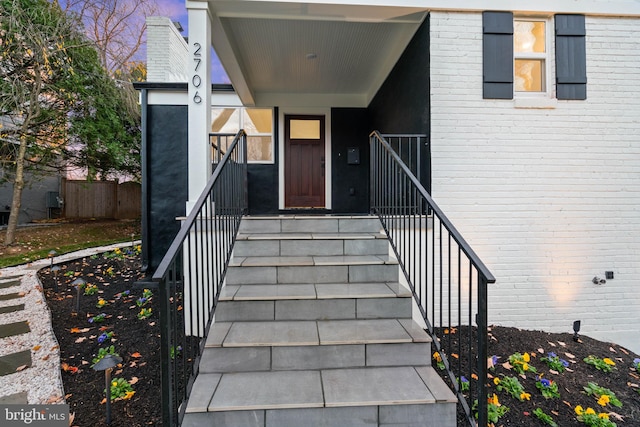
[{"left": 207, "top": 1, "right": 428, "bottom": 107}]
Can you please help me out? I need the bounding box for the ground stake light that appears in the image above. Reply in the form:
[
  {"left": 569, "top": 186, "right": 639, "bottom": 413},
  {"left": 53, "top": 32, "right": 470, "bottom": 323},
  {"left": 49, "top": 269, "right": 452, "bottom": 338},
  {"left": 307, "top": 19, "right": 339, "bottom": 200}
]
[
  {"left": 71, "top": 277, "right": 86, "bottom": 314},
  {"left": 92, "top": 354, "right": 123, "bottom": 425},
  {"left": 51, "top": 265, "right": 61, "bottom": 292},
  {"left": 48, "top": 250, "right": 57, "bottom": 269}
]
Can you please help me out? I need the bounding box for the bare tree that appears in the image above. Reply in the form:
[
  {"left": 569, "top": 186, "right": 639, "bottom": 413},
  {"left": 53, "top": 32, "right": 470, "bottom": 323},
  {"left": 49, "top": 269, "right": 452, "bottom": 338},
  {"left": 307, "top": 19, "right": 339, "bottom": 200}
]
[{"left": 59, "top": 0, "right": 159, "bottom": 76}]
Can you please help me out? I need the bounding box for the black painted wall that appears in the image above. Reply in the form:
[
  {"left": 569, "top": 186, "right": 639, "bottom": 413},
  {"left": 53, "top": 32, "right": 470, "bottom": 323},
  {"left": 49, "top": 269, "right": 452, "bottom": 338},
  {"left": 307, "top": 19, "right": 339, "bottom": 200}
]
[
  {"left": 367, "top": 15, "right": 431, "bottom": 192},
  {"left": 144, "top": 104, "right": 188, "bottom": 274},
  {"left": 331, "top": 108, "right": 370, "bottom": 213}
]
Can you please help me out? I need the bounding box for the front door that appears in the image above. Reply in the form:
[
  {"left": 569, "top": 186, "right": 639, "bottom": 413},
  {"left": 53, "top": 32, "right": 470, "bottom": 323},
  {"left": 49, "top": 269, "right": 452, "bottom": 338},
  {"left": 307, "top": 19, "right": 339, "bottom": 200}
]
[{"left": 285, "top": 115, "right": 325, "bottom": 208}]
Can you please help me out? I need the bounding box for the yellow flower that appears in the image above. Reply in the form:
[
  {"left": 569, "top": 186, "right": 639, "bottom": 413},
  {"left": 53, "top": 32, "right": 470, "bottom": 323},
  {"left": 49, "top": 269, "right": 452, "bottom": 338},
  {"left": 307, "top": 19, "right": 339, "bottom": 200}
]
[
  {"left": 603, "top": 358, "right": 616, "bottom": 366},
  {"left": 585, "top": 408, "right": 596, "bottom": 415},
  {"left": 493, "top": 377, "right": 501, "bottom": 385},
  {"left": 523, "top": 353, "right": 530, "bottom": 362},
  {"left": 123, "top": 391, "right": 136, "bottom": 400},
  {"left": 597, "top": 395, "right": 610, "bottom": 406},
  {"left": 598, "top": 413, "right": 610, "bottom": 419},
  {"left": 522, "top": 362, "right": 529, "bottom": 371},
  {"left": 112, "top": 381, "right": 117, "bottom": 387},
  {"left": 488, "top": 393, "right": 500, "bottom": 406},
  {"left": 520, "top": 392, "right": 531, "bottom": 401},
  {"left": 433, "top": 352, "right": 442, "bottom": 362},
  {"left": 575, "top": 405, "right": 584, "bottom": 415}
]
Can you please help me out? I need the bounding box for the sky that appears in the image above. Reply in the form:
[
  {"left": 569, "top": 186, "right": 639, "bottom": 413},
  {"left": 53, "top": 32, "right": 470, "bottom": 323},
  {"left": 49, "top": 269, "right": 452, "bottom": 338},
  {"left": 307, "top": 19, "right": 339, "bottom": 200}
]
[{"left": 154, "top": 0, "right": 230, "bottom": 82}]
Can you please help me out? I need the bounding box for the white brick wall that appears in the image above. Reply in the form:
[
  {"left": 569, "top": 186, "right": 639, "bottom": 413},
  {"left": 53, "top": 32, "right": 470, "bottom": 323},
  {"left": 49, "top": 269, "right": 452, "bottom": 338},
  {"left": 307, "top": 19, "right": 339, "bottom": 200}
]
[
  {"left": 430, "top": 12, "right": 640, "bottom": 353},
  {"left": 146, "top": 17, "right": 188, "bottom": 82}
]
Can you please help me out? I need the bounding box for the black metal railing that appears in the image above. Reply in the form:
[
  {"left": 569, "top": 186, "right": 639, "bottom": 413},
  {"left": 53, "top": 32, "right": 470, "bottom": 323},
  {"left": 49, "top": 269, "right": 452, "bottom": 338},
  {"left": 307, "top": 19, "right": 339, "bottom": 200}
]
[
  {"left": 382, "top": 134, "right": 430, "bottom": 193},
  {"left": 210, "top": 133, "right": 233, "bottom": 165},
  {"left": 370, "top": 131, "right": 495, "bottom": 427},
  {"left": 152, "top": 131, "right": 247, "bottom": 426}
]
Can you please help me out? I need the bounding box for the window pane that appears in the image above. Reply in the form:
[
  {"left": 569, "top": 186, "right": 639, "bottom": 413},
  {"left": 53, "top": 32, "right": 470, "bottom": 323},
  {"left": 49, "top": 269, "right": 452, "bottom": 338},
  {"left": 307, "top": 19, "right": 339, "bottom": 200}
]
[
  {"left": 247, "top": 136, "right": 273, "bottom": 162},
  {"left": 514, "top": 21, "right": 545, "bottom": 53},
  {"left": 515, "top": 59, "right": 544, "bottom": 92},
  {"left": 211, "top": 108, "right": 239, "bottom": 133},
  {"left": 290, "top": 119, "right": 320, "bottom": 139},
  {"left": 243, "top": 109, "right": 272, "bottom": 134}
]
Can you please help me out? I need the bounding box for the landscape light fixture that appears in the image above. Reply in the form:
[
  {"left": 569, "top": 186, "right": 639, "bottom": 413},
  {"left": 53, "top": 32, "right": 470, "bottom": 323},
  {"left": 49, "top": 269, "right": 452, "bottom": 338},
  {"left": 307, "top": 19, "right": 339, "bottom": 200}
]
[
  {"left": 48, "top": 250, "right": 57, "bottom": 269},
  {"left": 71, "top": 277, "right": 86, "bottom": 314},
  {"left": 92, "top": 354, "right": 123, "bottom": 425},
  {"left": 51, "top": 265, "right": 61, "bottom": 292},
  {"left": 573, "top": 320, "right": 581, "bottom": 342}
]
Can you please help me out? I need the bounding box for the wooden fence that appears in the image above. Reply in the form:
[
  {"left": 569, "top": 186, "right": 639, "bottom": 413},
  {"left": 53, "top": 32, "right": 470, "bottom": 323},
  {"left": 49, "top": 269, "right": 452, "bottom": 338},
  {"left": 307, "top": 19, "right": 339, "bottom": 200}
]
[{"left": 62, "top": 179, "right": 141, "bottom": 219}]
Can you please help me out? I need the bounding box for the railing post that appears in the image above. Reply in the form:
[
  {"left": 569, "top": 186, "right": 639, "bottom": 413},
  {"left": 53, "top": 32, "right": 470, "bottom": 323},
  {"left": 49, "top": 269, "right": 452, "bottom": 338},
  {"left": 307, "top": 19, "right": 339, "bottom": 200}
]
[
  {"left": 159, "top": 274, "right": 174, "bottom": 425},
  {"left": 477, "top": 273, "right": 489, "bottom": 427}
]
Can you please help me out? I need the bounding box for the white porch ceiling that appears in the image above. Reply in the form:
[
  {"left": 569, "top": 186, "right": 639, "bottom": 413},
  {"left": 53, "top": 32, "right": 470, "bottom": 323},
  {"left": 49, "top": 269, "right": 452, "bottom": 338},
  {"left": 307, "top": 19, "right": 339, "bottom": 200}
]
[{"left": 207, "top": 1, "right": 429, "bottom": 107}]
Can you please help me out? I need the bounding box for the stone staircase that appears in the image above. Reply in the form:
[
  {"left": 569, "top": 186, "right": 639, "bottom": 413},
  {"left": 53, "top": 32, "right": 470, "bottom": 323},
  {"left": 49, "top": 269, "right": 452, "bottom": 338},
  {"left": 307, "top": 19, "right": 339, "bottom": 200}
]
[{"left": 182, "top": 215, "right": 456, "bottom": 427}]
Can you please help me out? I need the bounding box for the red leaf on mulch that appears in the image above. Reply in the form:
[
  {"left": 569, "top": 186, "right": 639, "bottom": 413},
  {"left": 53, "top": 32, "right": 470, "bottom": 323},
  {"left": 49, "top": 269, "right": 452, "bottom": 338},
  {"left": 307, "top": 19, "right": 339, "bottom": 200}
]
[{"left": 131, "top": 352, "right": 142, "bottom": 358}]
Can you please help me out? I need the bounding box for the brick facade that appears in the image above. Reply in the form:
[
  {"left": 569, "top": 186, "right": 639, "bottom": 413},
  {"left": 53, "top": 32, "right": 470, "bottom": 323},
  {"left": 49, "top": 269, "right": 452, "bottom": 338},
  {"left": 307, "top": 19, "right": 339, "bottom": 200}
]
[{"left": 430, "top": 12, "right": 640, "bottom": 352}]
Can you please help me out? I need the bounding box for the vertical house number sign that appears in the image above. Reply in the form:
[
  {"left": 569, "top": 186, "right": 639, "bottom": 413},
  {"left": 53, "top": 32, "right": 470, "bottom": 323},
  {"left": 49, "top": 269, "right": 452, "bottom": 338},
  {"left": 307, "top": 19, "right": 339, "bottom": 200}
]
[{"left": 192, "top": 42, "right": 202, "bottom": 104}]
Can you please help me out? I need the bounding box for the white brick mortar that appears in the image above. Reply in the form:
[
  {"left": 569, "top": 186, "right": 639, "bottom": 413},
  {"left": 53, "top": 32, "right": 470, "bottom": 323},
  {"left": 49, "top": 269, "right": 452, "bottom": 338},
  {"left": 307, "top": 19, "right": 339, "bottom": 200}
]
[{"left": 146, "top": 16, "right": 188, "bottom": 82}]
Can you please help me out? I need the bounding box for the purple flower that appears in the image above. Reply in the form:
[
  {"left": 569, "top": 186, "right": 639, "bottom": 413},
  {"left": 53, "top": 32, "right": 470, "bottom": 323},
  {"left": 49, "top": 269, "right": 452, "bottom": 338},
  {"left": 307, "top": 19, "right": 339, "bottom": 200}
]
[
  {"left": 98, "top": 333, "right": 108, "bottom": 343},
  {"left": 460, "top": 376, "right": 469, "bottom": 383},
  {"left": 88, "top": 317, "right": 94, "bottom": 323},
  {"left": 561, "top": 359, "right": 570, "bottom": 367},
  {"left": 634, "top": 358, "right": 640, "bottom": 364},
  {"left": 491, "top": 355, "right": 499, "bottom": 365},
  {"left": 548, "top": 352, "right": 557, "bottom": 359},
  {"left": 540, "top": 378, "right": 551, "bottom": 387}
]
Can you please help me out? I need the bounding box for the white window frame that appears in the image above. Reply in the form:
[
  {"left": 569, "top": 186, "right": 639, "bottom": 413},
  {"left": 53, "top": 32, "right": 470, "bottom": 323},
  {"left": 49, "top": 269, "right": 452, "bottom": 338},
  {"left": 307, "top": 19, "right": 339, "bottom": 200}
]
[
  {"left": 211, "top": 106, "right": 275, "bottom": 164},
  {"left": 513, "top": 17, "right": 552, "bottom": 98}
]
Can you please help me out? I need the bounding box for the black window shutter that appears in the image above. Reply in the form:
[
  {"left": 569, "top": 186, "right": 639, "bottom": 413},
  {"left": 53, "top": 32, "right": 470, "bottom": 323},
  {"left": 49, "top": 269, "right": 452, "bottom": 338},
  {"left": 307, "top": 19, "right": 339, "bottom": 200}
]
[
  {"left": 483, "top": 11, "right": 514, "bottom": 99},
  {"left": 555, "top": 14, "right": 587, "bottom": 100}
]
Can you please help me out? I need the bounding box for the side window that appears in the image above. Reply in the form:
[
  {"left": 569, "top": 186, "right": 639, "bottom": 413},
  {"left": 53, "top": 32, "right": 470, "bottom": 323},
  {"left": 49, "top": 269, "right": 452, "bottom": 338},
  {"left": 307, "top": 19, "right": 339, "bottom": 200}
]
[
  {"left": 211, "top": 107, "right": 274, "bottom": 163},
  {"left": 483, "top": 12, "right": 586, "bottom": 100},
  {"left": 514, "top": 19, "right": 549, "bottom": 94}
]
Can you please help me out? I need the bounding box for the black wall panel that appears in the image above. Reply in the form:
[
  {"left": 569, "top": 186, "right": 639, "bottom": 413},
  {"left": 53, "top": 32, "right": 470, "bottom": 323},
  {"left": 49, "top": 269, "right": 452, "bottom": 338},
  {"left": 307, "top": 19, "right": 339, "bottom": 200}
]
[
  {"left": 331, "top": 108, "right": 370, "bottom": 213},
  {"left": 144, "top": 105, "right": 188, "bottom": 274}
]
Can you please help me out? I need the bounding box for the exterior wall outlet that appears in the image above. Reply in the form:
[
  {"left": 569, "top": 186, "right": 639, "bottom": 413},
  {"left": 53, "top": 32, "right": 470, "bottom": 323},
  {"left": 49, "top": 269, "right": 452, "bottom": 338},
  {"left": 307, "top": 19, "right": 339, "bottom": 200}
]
[{"left": 605, "top": 271, "right": 614, "bottom": 280}]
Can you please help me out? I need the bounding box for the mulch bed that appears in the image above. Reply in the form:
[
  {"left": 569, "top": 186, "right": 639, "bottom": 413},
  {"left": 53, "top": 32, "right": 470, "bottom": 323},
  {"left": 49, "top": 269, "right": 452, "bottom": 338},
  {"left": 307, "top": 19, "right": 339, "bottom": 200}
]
[
  {"left": 39, "top": 248, "right": 161, "bottom": 427},
  {"left": 38, "top": 249, "right": 640, "bottom": 427}
]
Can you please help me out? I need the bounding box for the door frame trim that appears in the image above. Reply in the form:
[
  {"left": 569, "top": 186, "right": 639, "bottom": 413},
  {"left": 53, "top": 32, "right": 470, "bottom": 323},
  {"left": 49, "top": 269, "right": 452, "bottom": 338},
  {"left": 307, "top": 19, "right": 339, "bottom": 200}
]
[{"left": 278, "top": 108, "right": 332, "bottom": 210}]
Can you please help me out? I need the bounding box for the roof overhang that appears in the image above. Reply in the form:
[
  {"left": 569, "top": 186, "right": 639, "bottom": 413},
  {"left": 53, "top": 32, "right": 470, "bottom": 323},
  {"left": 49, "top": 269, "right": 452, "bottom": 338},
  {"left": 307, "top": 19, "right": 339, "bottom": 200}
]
[{"left": 205, "top": 1, "right": 429, "bottom": 107}]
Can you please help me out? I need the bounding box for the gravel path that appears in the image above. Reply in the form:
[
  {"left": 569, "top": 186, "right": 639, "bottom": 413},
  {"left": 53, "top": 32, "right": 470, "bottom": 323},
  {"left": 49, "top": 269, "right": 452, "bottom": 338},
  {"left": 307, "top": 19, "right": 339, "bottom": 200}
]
[{"left": 0, "top": 242, "right": 140, "bottom": 404}]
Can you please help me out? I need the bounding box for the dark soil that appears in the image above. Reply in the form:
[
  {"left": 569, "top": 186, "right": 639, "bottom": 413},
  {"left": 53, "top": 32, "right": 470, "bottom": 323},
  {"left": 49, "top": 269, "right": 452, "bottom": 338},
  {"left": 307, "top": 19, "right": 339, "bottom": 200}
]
[
  {"left": 39, "top": 247, "right": 160, "bottom": 427},
  {"left": 39, "top": 250, "right": 640, "bottom": 427}
]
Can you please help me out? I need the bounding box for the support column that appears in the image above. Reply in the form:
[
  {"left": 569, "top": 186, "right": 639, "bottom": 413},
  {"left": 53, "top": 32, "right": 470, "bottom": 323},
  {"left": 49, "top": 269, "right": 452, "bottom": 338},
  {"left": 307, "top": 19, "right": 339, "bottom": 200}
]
[{"left": 186, "top": 1, "right": 212, "bottom": 213}]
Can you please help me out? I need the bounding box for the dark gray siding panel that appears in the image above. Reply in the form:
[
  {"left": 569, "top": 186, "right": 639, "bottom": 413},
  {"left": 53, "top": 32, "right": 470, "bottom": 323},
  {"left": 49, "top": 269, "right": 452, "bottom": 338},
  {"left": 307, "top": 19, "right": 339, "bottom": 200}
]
[
  {"left": 555, "top": 14, "right": 587, "bottom": 100},
  {"left": 483, "top": 11, "right": 513, "bottom": 99},
  {"left": 248, "top": 164, "right": 278, "bottom": 214},
  {"left": 368, "top": 15, "right": 430, "bottom": 193},
  {"left": 145, "top": 105, "right": 188, "bottom": 274}
]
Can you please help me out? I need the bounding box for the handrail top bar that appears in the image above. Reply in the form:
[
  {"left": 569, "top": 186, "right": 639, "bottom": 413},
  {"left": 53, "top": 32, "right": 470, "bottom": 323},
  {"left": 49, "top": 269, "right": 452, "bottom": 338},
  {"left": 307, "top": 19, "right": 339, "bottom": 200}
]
[
  {"left": 370, "top": 130, "right": 495, "bottom": 283},
  {"left": 152, "top": 130, "right": 247, "bottom": 282},
  {"left": 377, "top": 133, "right": 428, "bottom": 138},
  {"left": 210, "top": 133, "right": 239, "bottom": 137}
]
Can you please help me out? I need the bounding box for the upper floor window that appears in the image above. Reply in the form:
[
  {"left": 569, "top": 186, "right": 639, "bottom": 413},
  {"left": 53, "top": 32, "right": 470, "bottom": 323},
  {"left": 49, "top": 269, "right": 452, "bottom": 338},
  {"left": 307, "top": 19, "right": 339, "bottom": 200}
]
[
  {"left": 483, "top": 11, "right": 586, "bottom": 101},
  {"left": 514, "top": 19, "right": 549, "bottom": 93}
]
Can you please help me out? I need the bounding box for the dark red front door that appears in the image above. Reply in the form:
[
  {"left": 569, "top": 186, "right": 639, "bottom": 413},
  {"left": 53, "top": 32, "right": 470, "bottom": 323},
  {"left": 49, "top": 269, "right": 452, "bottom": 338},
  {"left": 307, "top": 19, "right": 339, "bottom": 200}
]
[{"left": 285, "top": 115, "right": 325, "bottom": 208}]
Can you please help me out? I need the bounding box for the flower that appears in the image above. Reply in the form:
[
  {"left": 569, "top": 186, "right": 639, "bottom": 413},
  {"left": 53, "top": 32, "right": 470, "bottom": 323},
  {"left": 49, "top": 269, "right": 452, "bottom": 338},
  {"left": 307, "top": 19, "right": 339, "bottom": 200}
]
[
  {"left": 603, "top": 358, "right": 615, "bottom": 366},
  {"left": 112, "top": 381, "right": 117, "bottom": 387},
  {"left": 540, "top": 378, "right": 551, "bottom": 387},
  {"left": 522, "top": 353, "right": 530, "bottom": 362},
  {"left": 124, "top": 390, "right": 136, "bottom": 400},
  {"left": 598, "top": 413, "right": 610, "bottom": 419},
  {"left": 585, "top": 408, "right": 596, "bottom": 415},
  {"left": 488, "top": 393, "right": 500, "bottom": 406},
  {"left": 522, "top": 362, "right": 529, "bottom": 371},
  {"left": 597, "top": 395, "right": 610, "bottom": 406},
  {"left": 493, "top": 377, "right": 501, "bottom": 385},
  {"left": 575, "top": 405, "right": 584, "bottom": 415},
  {"left": 520, "top": 392, "right": 531, "bottom": 401}
]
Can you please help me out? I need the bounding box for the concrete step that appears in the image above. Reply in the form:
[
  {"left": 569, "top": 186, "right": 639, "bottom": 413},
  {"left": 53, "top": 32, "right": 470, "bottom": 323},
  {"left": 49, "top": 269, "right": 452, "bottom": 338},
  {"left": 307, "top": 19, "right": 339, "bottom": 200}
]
[
  {"left": 201, "top": 318, "right": 431, "bottom": 373},
  {"left": 182, "top": 366, "right": 456, "bottom": 427},
  {"left": 216, "top": 283, "right": 412, "bottom": 322},
  {"left": 234, "top": 233, "right": 389, "bottom": 257},
  {"left": 226, "top": 255, "right": 399, "bottom": 285},
  {"left": 239, "top": 215, "right": 383, "bottom": 235}
]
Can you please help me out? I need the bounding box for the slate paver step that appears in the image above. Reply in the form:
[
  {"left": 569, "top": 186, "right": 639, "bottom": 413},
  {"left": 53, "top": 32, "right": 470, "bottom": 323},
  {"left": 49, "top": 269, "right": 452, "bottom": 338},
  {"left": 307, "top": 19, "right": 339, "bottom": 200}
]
[
  {"left": 0, "top": 392, "right": 28, "bottom": 404},
  {"left": 0, "top": 350, "right": 32, "bottom": 376},
  {"left": 0, "top": 292, "right": 22, "bottom": 302},
  {"left": 0, "top": 321, "right": 30, "bottom": 338},
  {"left": 0, "top": 304, "right": 25, "bottom": 315},
  {"left": 0, "top": 280, "right": 20, "bottom": 289}
]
